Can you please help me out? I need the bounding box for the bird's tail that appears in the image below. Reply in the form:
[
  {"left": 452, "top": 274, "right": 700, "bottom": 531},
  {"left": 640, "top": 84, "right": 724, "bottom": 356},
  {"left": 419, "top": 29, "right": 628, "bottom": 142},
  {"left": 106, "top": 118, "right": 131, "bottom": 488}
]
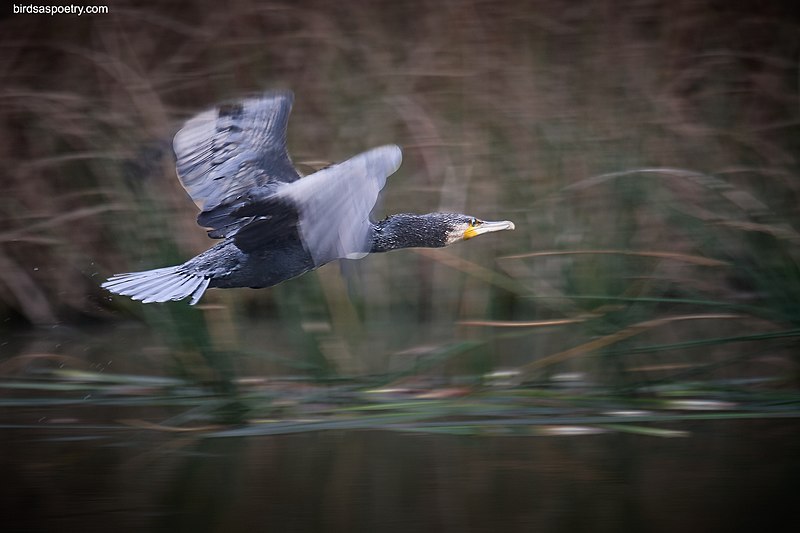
[{"left": 102, "top": 265, "right": 211, "bottom": 305}]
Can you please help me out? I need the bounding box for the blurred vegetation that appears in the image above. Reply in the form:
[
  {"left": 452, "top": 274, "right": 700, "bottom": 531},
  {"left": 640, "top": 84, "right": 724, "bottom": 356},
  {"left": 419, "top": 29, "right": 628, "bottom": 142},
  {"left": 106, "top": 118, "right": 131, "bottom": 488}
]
[{"left": 1, "top": 0, "right": 799, "bottom": 403}]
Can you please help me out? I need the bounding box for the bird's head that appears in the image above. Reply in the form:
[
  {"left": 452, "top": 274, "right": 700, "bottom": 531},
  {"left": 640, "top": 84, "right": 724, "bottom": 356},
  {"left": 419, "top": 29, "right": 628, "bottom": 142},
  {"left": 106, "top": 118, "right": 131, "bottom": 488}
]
[
  {"left": 441, "top": 214, "right": 516, "bottom": 245},
  {"left": 371, "top": 212, "right": 514, "bottom": 252}
]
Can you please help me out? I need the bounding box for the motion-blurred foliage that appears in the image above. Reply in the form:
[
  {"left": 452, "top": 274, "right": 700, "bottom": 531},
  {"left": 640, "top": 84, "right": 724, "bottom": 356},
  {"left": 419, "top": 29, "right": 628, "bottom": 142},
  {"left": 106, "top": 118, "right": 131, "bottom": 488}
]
[{"left": 1, "top": 0, "right": 798, "bottom": 388}]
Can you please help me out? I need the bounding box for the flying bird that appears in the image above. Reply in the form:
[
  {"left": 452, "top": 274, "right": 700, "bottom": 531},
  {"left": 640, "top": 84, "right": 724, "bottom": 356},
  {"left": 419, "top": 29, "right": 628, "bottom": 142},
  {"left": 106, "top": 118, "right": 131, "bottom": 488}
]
[{"left": 103, "top": 91, "right": 514, "bottom": 305}]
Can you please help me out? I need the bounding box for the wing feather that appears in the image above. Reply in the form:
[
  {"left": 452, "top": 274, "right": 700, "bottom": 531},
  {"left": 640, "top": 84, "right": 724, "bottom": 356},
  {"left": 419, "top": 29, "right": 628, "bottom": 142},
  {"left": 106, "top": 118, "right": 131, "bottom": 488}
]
[
  {"left": 279, "top": 145, "right": 402, "bottom": 265},
  {"left": 172, "top": 91, "right": 301, "bottom": 238}
]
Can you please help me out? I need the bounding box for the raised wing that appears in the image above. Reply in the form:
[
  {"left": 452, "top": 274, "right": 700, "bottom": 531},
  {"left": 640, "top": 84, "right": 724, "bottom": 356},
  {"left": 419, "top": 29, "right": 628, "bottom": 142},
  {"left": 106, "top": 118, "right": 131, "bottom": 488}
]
[
  {"left": 172, "top": 91, "right": 301, "bottom": 237},
  {"left": 279, "top": 145, "right": 403, "bottom": 265}
]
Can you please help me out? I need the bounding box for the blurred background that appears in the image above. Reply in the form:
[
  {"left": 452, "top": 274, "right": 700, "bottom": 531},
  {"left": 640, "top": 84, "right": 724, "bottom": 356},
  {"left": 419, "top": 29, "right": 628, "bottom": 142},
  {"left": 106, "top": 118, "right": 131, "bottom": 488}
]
[{"left": 1, "top": 0, "right": 799, "bottom": 531}]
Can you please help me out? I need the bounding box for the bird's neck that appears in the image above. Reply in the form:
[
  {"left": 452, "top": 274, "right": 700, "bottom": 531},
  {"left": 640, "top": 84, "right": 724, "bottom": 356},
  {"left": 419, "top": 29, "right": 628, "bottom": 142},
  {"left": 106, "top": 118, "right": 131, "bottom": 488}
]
[{"left": 370, "top": 214, "right": 447, "bottom": 253}]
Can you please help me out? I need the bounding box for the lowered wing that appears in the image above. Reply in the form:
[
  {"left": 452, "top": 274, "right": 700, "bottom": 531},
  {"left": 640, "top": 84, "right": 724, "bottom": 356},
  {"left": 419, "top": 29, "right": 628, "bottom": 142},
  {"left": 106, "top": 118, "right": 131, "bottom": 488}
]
[{"left": 233, "top": 145, "right": 403, "bottom": 265}]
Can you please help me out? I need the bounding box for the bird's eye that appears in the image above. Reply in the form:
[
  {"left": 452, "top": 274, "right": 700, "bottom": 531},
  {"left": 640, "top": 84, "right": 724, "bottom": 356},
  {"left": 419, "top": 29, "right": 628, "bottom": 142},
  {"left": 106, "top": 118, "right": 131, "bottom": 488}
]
[{"left": 469, "top": 218, "right": 481, "bottom": 227}]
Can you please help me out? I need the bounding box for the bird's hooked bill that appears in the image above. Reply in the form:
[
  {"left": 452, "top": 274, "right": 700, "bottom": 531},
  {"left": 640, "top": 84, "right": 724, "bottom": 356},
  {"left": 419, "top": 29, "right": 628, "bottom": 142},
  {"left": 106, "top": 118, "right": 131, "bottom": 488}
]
[{"left": 463, "top": 219, "right": 515, "bottom": 240}]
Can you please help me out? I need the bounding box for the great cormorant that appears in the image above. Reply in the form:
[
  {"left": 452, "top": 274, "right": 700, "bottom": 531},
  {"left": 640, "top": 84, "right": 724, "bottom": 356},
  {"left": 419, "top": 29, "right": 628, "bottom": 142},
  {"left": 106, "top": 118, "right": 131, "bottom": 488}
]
[{"left": 102, "top": 91, "right": 514, "bottom": 305}]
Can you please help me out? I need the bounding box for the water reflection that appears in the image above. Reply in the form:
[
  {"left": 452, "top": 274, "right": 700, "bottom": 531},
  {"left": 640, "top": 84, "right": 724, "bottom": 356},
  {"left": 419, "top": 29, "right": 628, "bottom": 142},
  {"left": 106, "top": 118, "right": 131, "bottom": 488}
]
[{"left": 3, "top": 421, "right": 798, "bottom": 532}]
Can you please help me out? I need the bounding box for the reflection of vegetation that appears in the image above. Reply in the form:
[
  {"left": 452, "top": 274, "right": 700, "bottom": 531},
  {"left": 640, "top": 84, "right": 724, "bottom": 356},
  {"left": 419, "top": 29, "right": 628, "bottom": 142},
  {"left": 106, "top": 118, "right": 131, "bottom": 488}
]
[
  {"left": 1, "top": 1, "right": 797, "bottom": 401},
  {"left": 1, "top": 367, "right": 798, "bottom": 435}
]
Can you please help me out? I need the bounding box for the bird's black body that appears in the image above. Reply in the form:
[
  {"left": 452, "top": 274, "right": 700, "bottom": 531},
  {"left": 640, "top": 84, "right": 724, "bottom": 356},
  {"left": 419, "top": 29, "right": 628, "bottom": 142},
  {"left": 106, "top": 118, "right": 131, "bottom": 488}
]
[
  {"left": 185, "top": 237, "right": 313, "bottom": 290},
  {"left": 103, "top": 91, "right": 514, "bottom": 305}
]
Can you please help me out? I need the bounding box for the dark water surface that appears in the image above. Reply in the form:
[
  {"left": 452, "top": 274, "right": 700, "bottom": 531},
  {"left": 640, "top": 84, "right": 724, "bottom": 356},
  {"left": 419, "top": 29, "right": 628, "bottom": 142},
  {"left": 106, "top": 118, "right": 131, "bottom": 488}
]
[{"left": 2, "top": 419, "right": 798, "bottom": 532}]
